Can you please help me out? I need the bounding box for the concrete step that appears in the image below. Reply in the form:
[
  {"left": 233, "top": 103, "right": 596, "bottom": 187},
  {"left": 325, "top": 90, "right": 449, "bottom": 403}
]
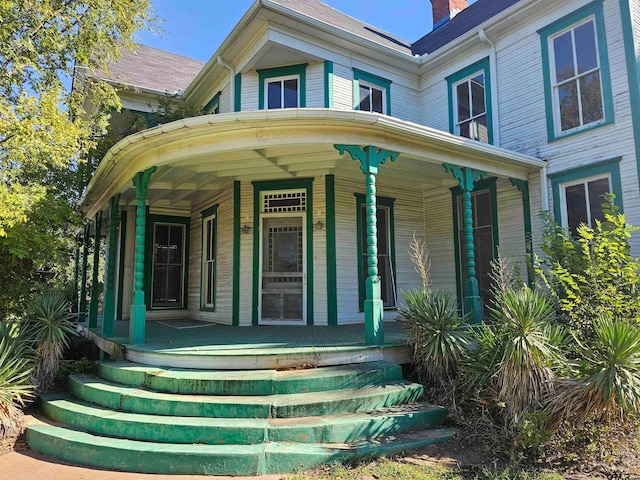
[
  {"left": 68, "top": 374, "right": 424, "bottom": 418},
  {"left": 41, "top": 394, "right": 446, "bottom": 445},
  {"left": 26, "top": 418, "right": 455, "bottom": 475},
  {"left": 98, "top": 360, "right": 402, "bottom": 395}
]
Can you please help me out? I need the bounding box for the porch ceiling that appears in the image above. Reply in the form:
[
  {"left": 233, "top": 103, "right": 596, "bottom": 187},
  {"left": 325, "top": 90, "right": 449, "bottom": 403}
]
[{"left": 82, "top": 109, "right": 546, "bottom": 218}]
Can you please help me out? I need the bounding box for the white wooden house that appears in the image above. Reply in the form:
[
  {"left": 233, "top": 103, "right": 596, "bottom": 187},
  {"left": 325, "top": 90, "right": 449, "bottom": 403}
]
[{"left": 76, "top": 0, "right": 640, "bottom": 345}]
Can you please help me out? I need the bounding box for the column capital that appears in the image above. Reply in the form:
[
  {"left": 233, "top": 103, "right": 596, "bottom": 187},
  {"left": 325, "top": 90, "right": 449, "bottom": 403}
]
[
  {"left": 509, "top": 178, "right": 530, "bottom": 198},
  {"left": 443, "top": 164, "right": 485, "bottom": 192},
  {"left": 334, "top": 144, "right": 398, "bottom": 175},
  {"left": 132, "top": 167, "right": 157, "bottom": 199}
]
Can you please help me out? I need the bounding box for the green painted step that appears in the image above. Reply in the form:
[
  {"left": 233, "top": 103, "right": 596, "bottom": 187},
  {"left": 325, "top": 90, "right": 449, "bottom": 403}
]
[
  {"left": 99, "top": 360, "right": 402, "bottom": 395},
  {"left": 68, "top": 374, "right": 424, "bottom": 418},
  {"left": 41, "top": 394, "right": 446, "bottom": 445},
  {"left": 26, "top": 419, "right": 455, "bottom": 476}
]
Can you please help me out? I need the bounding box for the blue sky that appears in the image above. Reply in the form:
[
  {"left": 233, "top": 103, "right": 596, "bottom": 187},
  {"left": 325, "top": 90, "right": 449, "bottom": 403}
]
[{"left": 137, "top": 1, "right": 471, "bottom": 62}]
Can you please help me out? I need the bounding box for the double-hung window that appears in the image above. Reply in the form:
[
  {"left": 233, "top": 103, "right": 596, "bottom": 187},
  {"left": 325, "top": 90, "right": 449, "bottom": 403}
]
[
  {"left": 353, "top": 69, "right": 391, "bottom": 115},
  {"left": 447, "top": 57, "right": 493, "bottom": 144},
  {"left": 539, "top": 1, "right": 613, "bottom": 140},
  {"left": 549, "top": 158, "right": 623, "bottom": 234},
  {"left": 201, "top": 205, "right": 217, "bottom": 310},
  {"left": 148, "top": 217, "right": 189, "bottom": 309},
  {"left": 257, "top": 64, "right": 307, "bottom": 110}
]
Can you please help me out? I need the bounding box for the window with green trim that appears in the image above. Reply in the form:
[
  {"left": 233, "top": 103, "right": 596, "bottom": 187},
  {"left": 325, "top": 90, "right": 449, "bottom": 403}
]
[
  {"left": 201, "top": 205, "right": 217, "bottom": 310},
  {"left": 446, "top": 58, "right": 492, "bottom": 144},
  {"left": 152, "top": 223, "right": 186, "bottom": 308},
  {"left": 539, "top": 1, "right": 614, "bottom": 140},
  {"left": 203, "top": 92, "right": 220, "bottom": 114},
  {"left": 257, "top": 64, "right": 307, "bottom": 110},
  {"left": 355, "top": 194, "right": 396, "bottom": 310},
  {"left": 549, "top": 158, "right": 623, "bottom": 233},
  {"left": 353, "top": 69, "right": 391, "bottom": 115}
]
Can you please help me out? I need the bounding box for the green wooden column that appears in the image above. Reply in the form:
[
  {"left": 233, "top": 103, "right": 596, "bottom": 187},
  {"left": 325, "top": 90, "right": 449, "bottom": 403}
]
[
  {"left": 102, "top": 194, "right": 121, "bottom": 337},
  {"left": 88, "top": 210, "right": 103, "bottom": 328},
  {"left": 130, "top": 167, "right": 156, "bottom": 345},
  {"left": 78, "top": 224, "right": 90, "bottom": 323},
  {"left": 335, "top": 144, "right": 398, "bottom": 345},
  {"left": 510, "top": 178, "right": 534, "bottom": 286},
  {"left": 72, "top": 234, "right": 80, "bottom": 314},
  {"left": 444, "top": 164, "right": 485, "bottom": 324}
]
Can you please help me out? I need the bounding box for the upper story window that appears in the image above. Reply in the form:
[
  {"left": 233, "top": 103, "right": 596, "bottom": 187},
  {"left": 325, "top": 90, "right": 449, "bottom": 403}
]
[
  {"left": 539, "top": 1, "right": 614, "bottom": 141},
  {"left": 257, "top": 64, "right": 307, "bottom": 110},
  {"left": 353, "top": 68, "right": 391, "bottom": 115},
  {"left": 446, "top": 57, "right": 493, "bottom": 144},
  {"left": 203, "top": 91, "right": 220, "bottom": 114},
  {"left": 548, "top": 157, "right": 623, "bottom": 233}
]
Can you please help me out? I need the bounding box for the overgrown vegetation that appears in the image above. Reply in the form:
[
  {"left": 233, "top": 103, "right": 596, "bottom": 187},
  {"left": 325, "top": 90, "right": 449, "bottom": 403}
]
[{"left": 400, "top": 208, "right": 640, "bottom": 477}]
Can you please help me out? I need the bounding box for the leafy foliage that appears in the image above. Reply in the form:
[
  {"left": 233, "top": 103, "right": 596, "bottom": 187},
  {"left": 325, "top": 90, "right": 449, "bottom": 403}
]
[
  {"left": 24, "top": 291, "right": 77, "bottom": 393},
  {"left": 400, "top": 289, "right": 470, "bottom": 385}
]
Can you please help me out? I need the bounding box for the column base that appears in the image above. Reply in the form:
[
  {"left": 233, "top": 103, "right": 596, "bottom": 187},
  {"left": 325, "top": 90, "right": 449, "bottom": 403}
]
[
  {"left": 364, "top": 299, "right": 384, "bottom": 345},
  {"left": 129, "top": 304, "right": 146, "bottom": 345},
  {"left": 464, "top": 295, "right": 483, "bottom": 324},
  {"left": 103, "top": 291, "right": 114, "bottom": 337}
]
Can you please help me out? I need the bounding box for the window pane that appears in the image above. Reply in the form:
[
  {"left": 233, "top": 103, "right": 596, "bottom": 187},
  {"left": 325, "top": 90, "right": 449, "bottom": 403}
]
[
  {"left": 475, "top": 115, "right": 489, "bottom": 143},
  {"left": 471, "top": 74, "right": 485, "bottom": 116},
  {"left": 575, "top": 21, "right": 598, "bottom": 74},
  {"left": 267, "top": 81, "right": 281, "bottom": 109},
  {"left": 580, "top": 72, "right": 603, "bottom": 125},
  {"left": 154, "top": 225, "right": 168, "bottom": 263},
  {"left": 359, "top": 85, "right": 371, "bottom": 111},
  {"left": 377, "top": 208, "right": 389, "bottom": 255},
  {"left": 167, "top": 265, "right": 182, "bottom": 304},
  {"left": 206, "top": 262, "right": 214, "bottom": 305},
  {"left": 153, "top": 265, "right": 168, "bottom": 303},
  {"left": 169, "top": 226, "right": 183, "bottom": 264},
  {"left": 588, "top": 177, "right": 610, "bottom": 224},
  {"left": 474, "top": 191, "right": 492, "bottom": 227},
  {"left": 565, "top": 183, "right": 588, "bottom": 233},
  {"left": 371, "top": 87, "right": 383, "bottom": 113},
  {"left": 558, "top": 80, "right": 580, "bottom": 131},
  {"left": 457, "top": 82, "right": 470, "bottom": 121},
  {"left": 553, "top": 31, "right": 575, "bottom": 82},
  {"left": 458, "top": 119, "right": 472, "bottom": 139},
  {"left": 283, "top": 78, "right": 298, "bottom": 108}
]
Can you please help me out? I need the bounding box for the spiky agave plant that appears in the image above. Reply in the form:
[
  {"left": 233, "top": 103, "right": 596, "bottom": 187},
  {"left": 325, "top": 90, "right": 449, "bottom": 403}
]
[
  {"left": 545, "top": 318, "right": 640, "bottom": 428},
  {"left": 24, "top": 291, "right": 76, "bottom": 393},
  {"left": 400, "top": 289, "right": 471, "bottom": 386},
  {"left": 488, "top": 288, "right": 566, "bottom": 424},
  {"left": 0, "top": 322, "right": 36, "bottom": 438}
]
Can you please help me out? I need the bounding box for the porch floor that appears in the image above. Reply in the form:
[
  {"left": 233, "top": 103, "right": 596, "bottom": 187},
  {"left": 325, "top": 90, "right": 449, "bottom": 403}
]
[{"left": 84, "top": 319, "right": 412, "bottom": 370}]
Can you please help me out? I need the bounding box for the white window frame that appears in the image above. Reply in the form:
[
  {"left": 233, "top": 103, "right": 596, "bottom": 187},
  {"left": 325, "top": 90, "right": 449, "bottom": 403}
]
[
  {"left": 201, "top": 213, "right": 216, "bottom": 310},
  {"left": 548, "top": 16, "right": 605, "bottom": 136},
  {"left": 358, "top": 80, "right": 386, "bottom": 114},
  {"left": 264, "top": 74, "right": 300, "bottom": 109},
  {"left": 452, "top": 71, "right": 488, "bottom": 142},
  {"left": 558, "top": 173, "right": 611, "bottom": 229}
]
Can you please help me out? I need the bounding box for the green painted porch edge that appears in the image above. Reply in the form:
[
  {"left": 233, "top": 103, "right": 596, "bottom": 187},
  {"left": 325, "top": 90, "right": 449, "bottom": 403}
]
[
  {"left": 232, "top": 181, "right": 241, "bottom": 326},
  {"left": 251, "top": 178, "right": 315, "bottom": 326},
  {"left": 538, "top": 0, "right": 614, "bottom": 143},
  {"left": 257, "top": 64, "right": 308, "bottom": 109},
  {"left": 619, "top": 0, "right": 640, "bottom": 193},
  {"left": 353, "top": 68, "right": 392, "bottom": 116},
  {"left": 325, "top": 175, "right": 337, "bottom": 325},
  {"left": 548, "top": 156, "right": 623, "bottom": 223},
  {"left": 234, "top": 73, "right": 242, "bottom": 112},
  {"left": 116, "top": 210, "right": 127, "bottom": 321},
  {"left": 324, "top": 61, "right": 334, "bottom": 109},
  {"left": 88, "top": 210, "right": 102, "bottom": 329},
  {"left": 509, "top": 179, "right": 533, "bottom": 286},
  {"left": 200, "top": 204, "right": 218, "bottom": 312}
]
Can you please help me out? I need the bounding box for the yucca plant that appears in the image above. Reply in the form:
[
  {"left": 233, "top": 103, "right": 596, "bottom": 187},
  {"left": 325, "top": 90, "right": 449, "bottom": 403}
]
[
  {"left": 0, "top": 322, "right": 36, "bottom": 438},
  {"left": 545, "top": 318, "right": 640, "bottom": 428},
  {"left": 24, "top": 291, "right": 77, "bottom": 393},
  {"left": 400, "top": 289, "right": 471, "bottom": 385}
]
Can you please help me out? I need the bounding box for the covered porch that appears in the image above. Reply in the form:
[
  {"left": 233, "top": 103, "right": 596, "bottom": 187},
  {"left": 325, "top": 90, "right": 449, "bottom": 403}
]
[{"left": 77, "top": 109, "right": 546, "bottom": 350}]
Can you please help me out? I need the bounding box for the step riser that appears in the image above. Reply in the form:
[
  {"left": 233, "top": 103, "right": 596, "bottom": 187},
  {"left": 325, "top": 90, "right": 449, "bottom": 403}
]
[{"left": 98, "top": 361, "right": 403, "bottom": 396}]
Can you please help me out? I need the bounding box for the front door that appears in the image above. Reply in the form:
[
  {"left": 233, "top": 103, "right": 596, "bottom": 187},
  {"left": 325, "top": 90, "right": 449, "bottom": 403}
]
[{"left": 259, "top": 215, "right": 306, "bottom": 324}]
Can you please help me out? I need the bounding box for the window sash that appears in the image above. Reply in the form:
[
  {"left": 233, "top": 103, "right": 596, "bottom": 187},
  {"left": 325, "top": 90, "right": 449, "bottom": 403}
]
[
  {"left": 358, "top": 82, "right": 385, "bottom": 114},
  {"left": 265, "top": 75, "right": 299, "bottom": 109},
  {"left": 202, "top": 215, "right": 216, "bottom": 309},
  {"left": 152, "top": 223, "right": 185, "bottom": 308},
  {"left": 453, "top": 72, "right": 487, "bottom": 142},
  {"left": 560, "top": 174, "right": 611, "bottom": 231}
]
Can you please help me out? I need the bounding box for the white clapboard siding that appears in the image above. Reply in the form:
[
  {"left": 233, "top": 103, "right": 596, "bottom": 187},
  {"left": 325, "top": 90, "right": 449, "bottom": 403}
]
[
  {"left": 333, "top": 62, "right": 353, "bottom": 110},
  {"left": 312, "top": 176, "right": 328, "bottom": 325},
  {"left": 188, "top": 184, "right": 235, "bottom": 324},
  {"left": 334, "top": 176, "right": 423, "bottom": 324},
  {"left": 240, "top": 73, "right": 259, "bottom": 111},
  {"left": 239, "top": 181, "right": 254, "bottom": 326},
  {"left": 306, "top": 63, "right": 325, "bottom": 108},
  {"left": 219, "top": 82, "right": 231, "bottom": 114},
  {"left": 496, "top": 178, "right": 527, "bottom": 284}
]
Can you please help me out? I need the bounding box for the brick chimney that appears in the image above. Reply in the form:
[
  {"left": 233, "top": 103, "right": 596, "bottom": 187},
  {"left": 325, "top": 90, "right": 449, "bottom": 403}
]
[{"left": 432, "top": 0, "right": 468, "bottom": 26}]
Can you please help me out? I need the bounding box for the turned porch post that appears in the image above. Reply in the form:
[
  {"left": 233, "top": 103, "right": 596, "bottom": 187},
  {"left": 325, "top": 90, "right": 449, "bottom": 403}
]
[
  {"left": 334, "top": 144, "right": 398, "bottom": 345},
  {"left": 102, "top": 194, "right": 121, "bottom": 337},
  {"left": 444, "top": 164, "right": 485, "bottom": 324},
  {"left": 130, "top": 167, "right": 156, "bottom": 345},
  {"left": 88, "top": 210, "right": 103, "bottom": 328}
]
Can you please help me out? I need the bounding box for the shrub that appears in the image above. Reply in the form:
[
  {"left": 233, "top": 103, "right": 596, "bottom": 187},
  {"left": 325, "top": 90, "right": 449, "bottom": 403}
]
[
  {"left": 24, "top": 291, "right": 76, "bottom": 393},
  {"left": 400, "top": 289, "right": 470, "bottom": 386}
]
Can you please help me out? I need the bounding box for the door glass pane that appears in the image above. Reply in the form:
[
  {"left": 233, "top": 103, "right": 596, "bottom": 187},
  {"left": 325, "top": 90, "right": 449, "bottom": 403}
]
[
  {"left": 565, "top": 183, "right": 587, "bottom": 233},
  {"left": 558, "top": 80, "right": 580, "bottom": 131},
  {"left": 580, "top": 72, "right": 603, "bottom": 125},
  {"left": 554, "top": 31, "right": 575, "bottom": 82},
  {"left": 588, "top": 177, "right": 610, "bottom": 224},
  {"left": 575, "top": 21, "right": 598, "bottom": 74},
  {"left": 268, "top": 81, "right": 282, "bottom": 109},
  {"left": 457, "top": 82, "right": 470, "bottom": 121},
  {"left": 283, "top": 78, "right": 298, "bottom": 108},
  {"left": 359, "top": 84, "right": 371, "bottom": 111},
  {"left": 261, "top": 217, "right": 303, "bottom": 322}
]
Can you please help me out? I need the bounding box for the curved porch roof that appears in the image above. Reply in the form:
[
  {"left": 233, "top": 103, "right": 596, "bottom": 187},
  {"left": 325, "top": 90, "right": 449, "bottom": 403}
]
[{"left": 81, "top": 109, "right": 546, "bottom": 218}]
